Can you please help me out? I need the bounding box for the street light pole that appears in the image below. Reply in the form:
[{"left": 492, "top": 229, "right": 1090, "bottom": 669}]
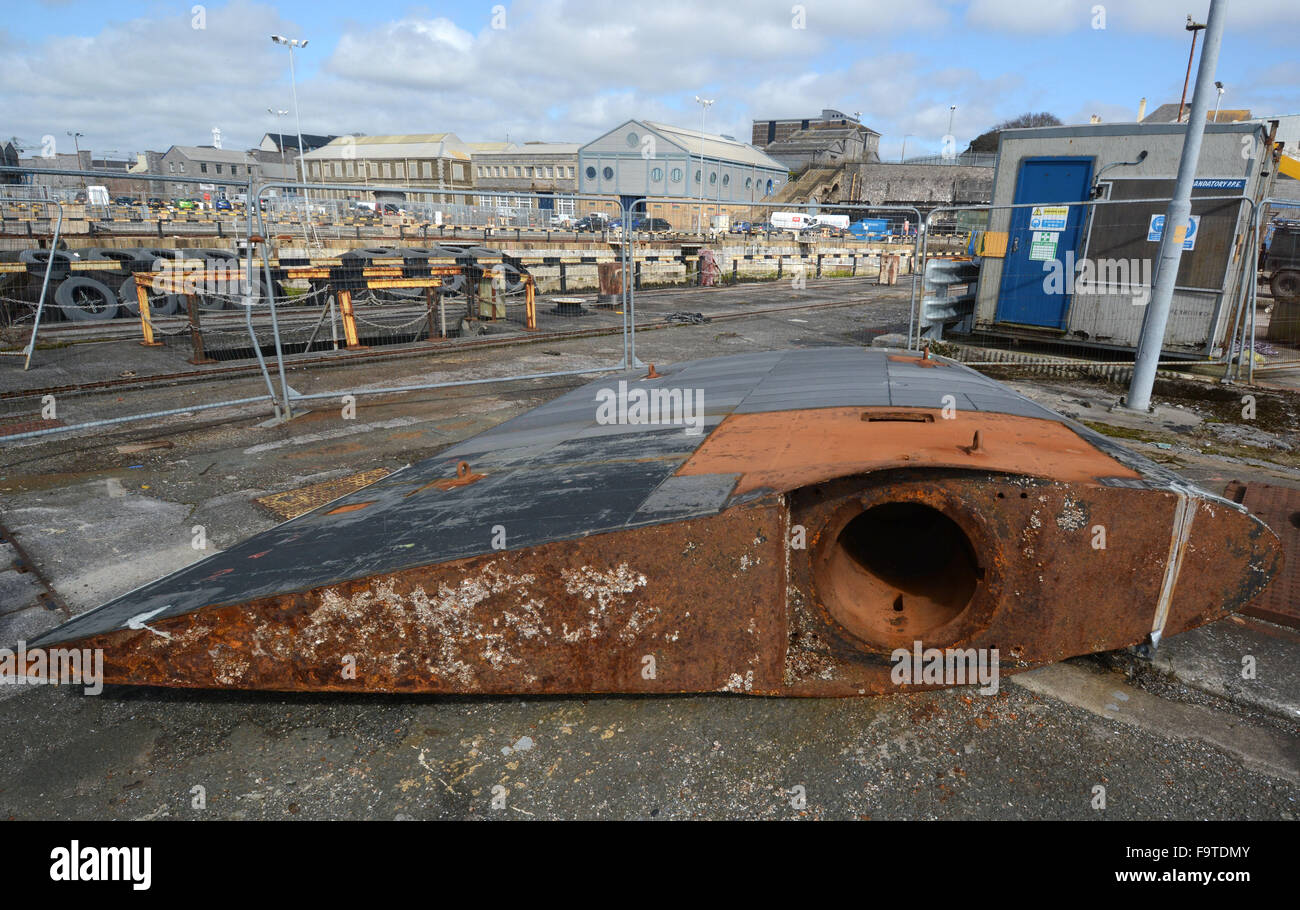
[
  {"left": 1177, "top": 16, "right": 1207, "bottom": 123},
  {"left": 267, "top": 108, "right": 289, "bottom": 181},
  {"left": 1127, "top": 0, "right": 1226, "bottom": 414},
  {"left": 695, "top": 95, "right": 714, "bottom": 235},
  {"left": 1213, "top": 81, "right": 1225, "bottom": 122},
  {"left": 66, "top": 131, "right": 84, "bottom": 197},
  {"left": 900, "top": 135, "right": 914, "bottom": 162},
  {"left": 947, "top": 105, "right": 956, "bottom": 136},
  {"left": 271, "top": 35, "right": 312, "bottom": 247}
]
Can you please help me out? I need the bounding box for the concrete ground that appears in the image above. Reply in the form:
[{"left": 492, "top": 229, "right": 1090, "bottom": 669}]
[{"left": 0, "top": 278, "right": 1296, "bottom": 820}]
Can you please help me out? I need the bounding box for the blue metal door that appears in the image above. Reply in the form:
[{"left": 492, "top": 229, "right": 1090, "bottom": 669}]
[{"left": 994, "top": 157, "right": 1093, "bottom": 328}]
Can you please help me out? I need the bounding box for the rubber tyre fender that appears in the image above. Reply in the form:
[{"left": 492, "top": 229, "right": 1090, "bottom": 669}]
[
  {"left": 341, "top": 247, "right": 403, "bottom": 263},
  {"left": 81, "top": 247, "right": 155, "bottom": 266},
  {"left": 118, "top": 275, "right": 143, "bottom": 316},
  {"left": 54, "top": 276, "right": 120, "bottom": 322},
  {"left": 233, "top": 272, "right": 277, "bottom": 306},
  {"left": 150, "top": 294, "right": 183, "bottom": 316},
  {"left": 19, "top": 249, "right": 76, "bottom": 282}
]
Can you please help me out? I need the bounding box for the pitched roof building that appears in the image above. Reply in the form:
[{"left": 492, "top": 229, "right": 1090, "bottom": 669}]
[
  {"left": 578, "top": 119, "right": 787, "bottom": 205},
  {"left": 259, "top": 132, "right": 338, "bottom": 154},
  {"left": 763, "top": 125, "right": 881, "bottom": 171},
  {"left": 298, "top": 134, "right": 475, "bottom": 203},
  {"left": 1142, "top": 102, "right": 1253, "bottom": 124},
  {"left": 472, "top": 142, "right": 580, "bottom": 209}
]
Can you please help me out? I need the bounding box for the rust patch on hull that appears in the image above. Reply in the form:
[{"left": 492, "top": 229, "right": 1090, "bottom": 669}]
[
  {"left": 781, "top": 471, "right": 1279, "bottom": 695},
  {"left": 61, "top": 506, "right": 788, "bottom": 694},
  {"left": 677, "top": 408, "right": 1141, "bottom": 496},
  {"left": 25, "top": 365, "right": 1282, "bottom": 696},
  {"left": 40, "top": 471, "right": 1279, "bottom": 696}
]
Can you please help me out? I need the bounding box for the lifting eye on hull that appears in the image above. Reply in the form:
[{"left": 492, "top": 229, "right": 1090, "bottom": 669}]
[{"left": 816, "top": 501, "right": 983, "bottom": 649}]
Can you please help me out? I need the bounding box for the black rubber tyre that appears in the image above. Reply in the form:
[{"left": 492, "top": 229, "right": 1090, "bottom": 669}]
[
  {"left": 196, "top": 294, "right": 230, "bottom": 312},
  {"left": 190, "top": 248, "right": 238, "bottom": 261},
  {"left": 118, "top": 275, "right": 143, "bottom": 316},
  {"left": 150, "top": 294, "right": 183, "bottom": 317},
  {"left": 428, "top": 246, "right": 468, "bottom": 295},
  {"left": 54, "top": 277, "right": 120, "bottom": 321},
  {"left": 81, "top": 247, "right": 155, "bottom": 266},
  {"left": 19, "top": 249, "right": 77, "bottom": 281},
  {"left": 341, "top": 247, "right": 403, "bottom": 263},
  {"left": 231, "top": 273, "right": 276, "bottom": 306},
  {"left": 1271, "top": 269, "right": 1300, "bottom": 302}
]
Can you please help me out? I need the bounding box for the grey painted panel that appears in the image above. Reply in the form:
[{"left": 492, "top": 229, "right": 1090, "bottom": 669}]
[{"left": 633, "top": 473, "right": 739, "bottom": 521}]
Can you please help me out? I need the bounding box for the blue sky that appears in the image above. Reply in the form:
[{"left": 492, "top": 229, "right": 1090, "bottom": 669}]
[{"left": 6, "top": 0, "right": 1299, "bottom": 159}]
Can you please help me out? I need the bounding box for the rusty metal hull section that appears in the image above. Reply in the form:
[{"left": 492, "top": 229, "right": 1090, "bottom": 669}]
[{"left": 29, "top": 347, "right": 1281, "bottom": 695}]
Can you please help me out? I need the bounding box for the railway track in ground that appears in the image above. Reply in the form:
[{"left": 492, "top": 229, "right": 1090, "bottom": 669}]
[{"left": 0, "top": 283, "right": 908, "bottom": 406}]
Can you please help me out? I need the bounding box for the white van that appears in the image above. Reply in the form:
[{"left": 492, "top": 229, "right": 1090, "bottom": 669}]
[
  {"left": 813, "top": 214, "right": 850, "bottom": 230},
  {"left": 770, "top": 211, "right": 817, "bottom": 231}
]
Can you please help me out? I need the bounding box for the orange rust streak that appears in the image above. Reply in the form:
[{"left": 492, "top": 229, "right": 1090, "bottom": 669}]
[
  {"left": 887, "top": 354, "right": 938, "bottom": 367},
  {"left": 326, "top": 501, "right": 376, "bottom": 515},
  {"left": 677, "top": 408, "right": 1140, "bottom": 495}
]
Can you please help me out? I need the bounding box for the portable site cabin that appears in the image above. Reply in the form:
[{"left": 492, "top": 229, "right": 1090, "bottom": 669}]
[{"left": 970, "top": 121, "right": 1277, "bottom": 357}]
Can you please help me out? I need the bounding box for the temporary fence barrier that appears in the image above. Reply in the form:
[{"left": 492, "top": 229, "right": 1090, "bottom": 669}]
[
  {"left": 0, "top": 197, "right": 64, "bottom": 370},
  {"left": 912, "top": 194, "right": 1261, "bottom": 382}
]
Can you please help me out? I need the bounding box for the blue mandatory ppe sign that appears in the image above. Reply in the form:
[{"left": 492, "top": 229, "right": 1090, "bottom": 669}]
[{"left": 1147, "top": 214, "right": 1199, "bottom": 250}]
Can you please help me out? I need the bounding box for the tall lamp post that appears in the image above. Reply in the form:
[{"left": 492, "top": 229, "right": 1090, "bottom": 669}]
[
  {"left": 270, "top": 34, "right": 312, "bottom": 240},
  {"left": 1127, "top": 0, "right": 1225, "bottom": 415},
  {"left": 695, "top": 95, "right": 714, "bottom": 235},
  {"left": 267, "top": 108, "right": 289, "bottom": 179},
  {"left": 66, "top": 131, "right": 84, "bottom": 197},
  {"left": 1177, "top": 16, "right": 1206, "bottom": 123},
  {"left": 1213, "top": 81, "right": 1225, "bottom": 122},
  {"left": 900, "top": 134, "right": 914, "bottom": 162}
]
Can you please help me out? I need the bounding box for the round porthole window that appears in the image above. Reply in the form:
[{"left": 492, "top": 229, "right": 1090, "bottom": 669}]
[
  {"left": 695, "top": 169, "right": 701, "bottom": 183},
  {"left": 626, "top": 132, "right": 639, "bottom": 148},
  {"left": 709, "top": 171, "right": 717, "bottom": 184},
  {"left": 745, "top": 177, "right": 753, "bottom": 189},
  {"left": 722, "top": 174, "right": 730, "bottom": 186},
  {"left": 602, "top": 166, "right": 614, "bottom": 180},
  {"left": 671, "top": 167, "right": 683, "bottom": 182},
  {"left": 585, "top": 166, "right": 597, "bottom": 179},
  {"left": 651, "top": 166, "right": 663, "bottom": 181}
]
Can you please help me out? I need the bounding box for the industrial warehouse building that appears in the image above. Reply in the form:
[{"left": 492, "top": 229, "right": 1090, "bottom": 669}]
[
  {"left": 577, "top": 120, "right": 788, "bottom": 226},
  {"left": 762, "top": 124, "right": 881, "bottom": 171},
  {"left": 971, "top": 120, "right": 1276, "bottom": 356},
  {"left": 751, "top": 109, "right": 865, "bottom": 149},
  {"left": 257, "top": 132, "right": 338, "bottom": 155},
  {"left": 298, "top": 133, "right": 475, "bottom": 204},
  {"left": 472, "top": 142, "right": 580, "bottom": 214}
]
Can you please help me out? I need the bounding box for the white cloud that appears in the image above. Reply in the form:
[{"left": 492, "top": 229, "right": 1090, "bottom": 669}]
[
  {"left": 965, "top": 0, "right": 1300, "bottom": 34},
  {"left": 2, "top": 0, "right": 1297, "bottom": 167}
]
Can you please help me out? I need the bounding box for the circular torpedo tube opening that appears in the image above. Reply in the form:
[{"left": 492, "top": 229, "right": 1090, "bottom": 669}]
[{"left": 820, "top": 502, "right": 982, "bottom": 647}]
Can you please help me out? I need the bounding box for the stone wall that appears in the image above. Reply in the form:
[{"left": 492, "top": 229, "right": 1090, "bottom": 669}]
[{"left": 855, "top": 163, "right": 994, "bottom": 206}]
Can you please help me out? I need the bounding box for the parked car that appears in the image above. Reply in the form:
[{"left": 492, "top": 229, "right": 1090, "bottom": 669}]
[
  {"left": 175, "top": 198, "right": 197, "bottom": 210},
  {"left": 1262, "top": 217, "right": 1300, "bottom": 301},
  {"left": 382, "top": 203, "right": 404, "bottom": 215},
  {"left": 730, "top": 220, "right": 753, "bottom": 234},
  {"left": 549, "top": 213, "right": 575, "bottom": 228},
  {"left": 214, "top": 198, "right": 232, "bottom": 211},
  {"left": 147, "top": 198, "right": 165, "bottom": 209},
  {"left": 113, "top": 196, "right": 135, "bottom": 206},
  {"left": 574, "top": 214, "right": 609, "bottom": 232},
  {"left": 635, "top": 217, "right": 672, "bottom": 233}
]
